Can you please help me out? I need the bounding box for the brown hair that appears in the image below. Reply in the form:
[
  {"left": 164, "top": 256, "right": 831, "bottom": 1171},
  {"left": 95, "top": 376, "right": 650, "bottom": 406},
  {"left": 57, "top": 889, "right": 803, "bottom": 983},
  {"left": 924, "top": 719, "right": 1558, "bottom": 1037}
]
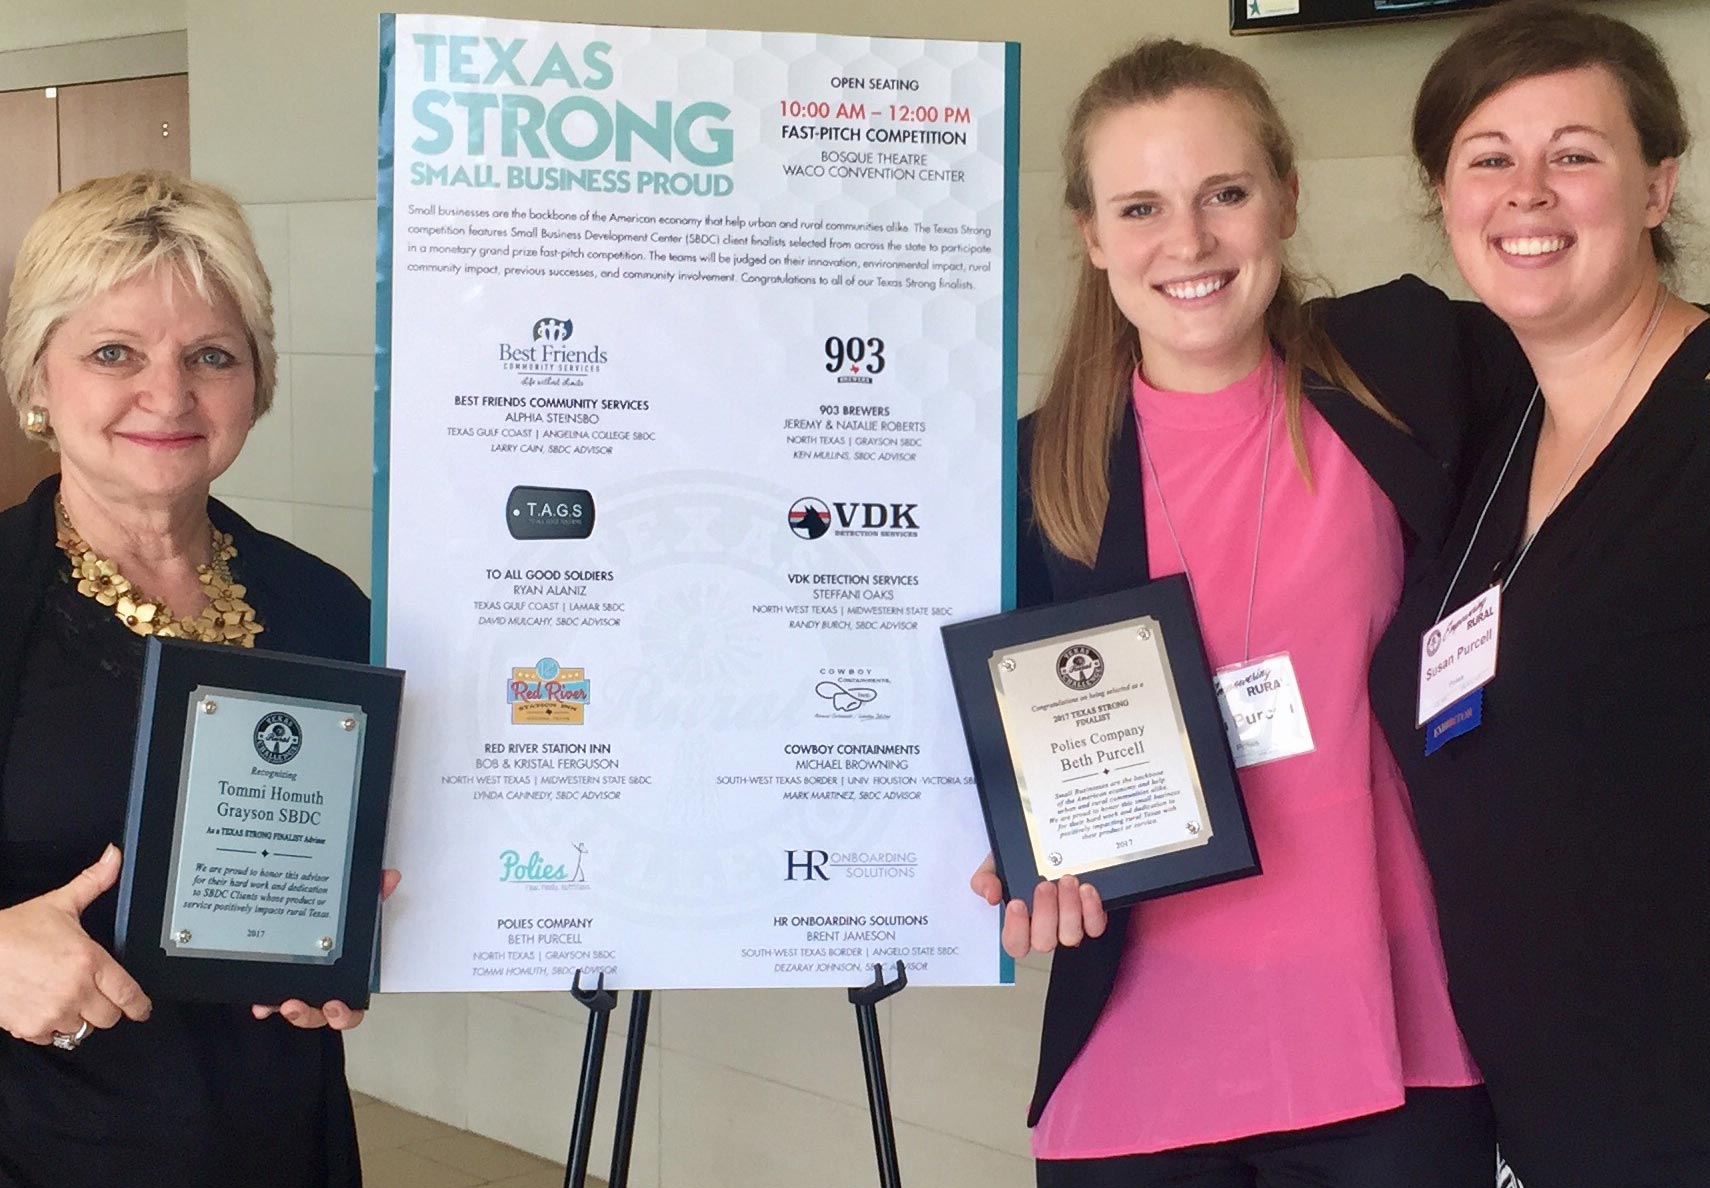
[
  {"left": 2, "top": 170, "right": 276, "bottom": 442},
  {"left": 1031, "top": 39, "right": 1394, "bottom": 567},
  {"left": 1412, "top": 0, "right": 1688, "bottom": 268}
]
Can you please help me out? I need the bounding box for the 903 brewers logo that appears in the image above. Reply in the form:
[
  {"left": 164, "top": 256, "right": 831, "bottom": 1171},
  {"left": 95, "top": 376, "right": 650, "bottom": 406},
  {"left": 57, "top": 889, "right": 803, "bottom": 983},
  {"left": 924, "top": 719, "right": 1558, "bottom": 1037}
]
[{"left": 508, "top": 657, "right": 591, "bottom": 725}]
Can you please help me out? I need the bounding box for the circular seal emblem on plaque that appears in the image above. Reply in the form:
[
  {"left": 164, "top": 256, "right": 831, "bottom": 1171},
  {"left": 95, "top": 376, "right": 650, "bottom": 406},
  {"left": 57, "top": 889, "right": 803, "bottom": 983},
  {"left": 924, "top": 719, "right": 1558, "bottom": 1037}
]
[
  {"left": 1056, "top": 644, "right": 1104, "bottom": 690},
  {"left": 254, "top": 711, "right": 303, "bottom": 764},
  {"left": 1425, "top": 628, "right": 1443, "bottom": 658}
]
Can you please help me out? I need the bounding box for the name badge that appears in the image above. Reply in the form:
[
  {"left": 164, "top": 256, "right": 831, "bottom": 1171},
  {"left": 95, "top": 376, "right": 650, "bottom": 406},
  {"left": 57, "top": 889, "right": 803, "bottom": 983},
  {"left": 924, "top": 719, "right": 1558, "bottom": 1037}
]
[
  {"left": 1213, "top": 652, "right": 1315, "bottom": 769},
  {"left": 1417, "top": 584, "right": 1501, "bottom": 726}
]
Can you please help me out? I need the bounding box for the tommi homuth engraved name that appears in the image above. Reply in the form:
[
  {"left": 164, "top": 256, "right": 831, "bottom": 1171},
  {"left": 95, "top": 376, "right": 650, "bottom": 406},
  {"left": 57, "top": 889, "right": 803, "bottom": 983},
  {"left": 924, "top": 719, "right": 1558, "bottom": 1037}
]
[{"left": 217, "top": 780, "right": 325, "bottom": 805}]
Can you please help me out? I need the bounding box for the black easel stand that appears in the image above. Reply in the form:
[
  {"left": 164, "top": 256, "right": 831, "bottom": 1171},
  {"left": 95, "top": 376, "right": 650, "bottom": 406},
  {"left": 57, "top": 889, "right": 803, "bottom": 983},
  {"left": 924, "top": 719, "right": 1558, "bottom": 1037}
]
[
  {"left": 563, "top": 961, "right": 907, "bottom": 1188},
  {"left": 849, "top": 960, "right": 909, "bottom": 1188},
  {"left": 563, "top": 970, "right": 615, "bottom": 1188},
  {"left": 564, "top": 971, "right": 652, "bottom": 1188},
  {"left": 606, "top": 989, "right": 652, "bottom": 1188}
]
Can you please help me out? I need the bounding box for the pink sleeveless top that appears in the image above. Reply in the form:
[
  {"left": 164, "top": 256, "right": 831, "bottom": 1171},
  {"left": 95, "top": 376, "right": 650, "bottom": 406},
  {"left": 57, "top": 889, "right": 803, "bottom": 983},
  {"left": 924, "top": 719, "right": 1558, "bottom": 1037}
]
[{"left": 1032, "top": 360, "right": 1479, "bottom": 1158}]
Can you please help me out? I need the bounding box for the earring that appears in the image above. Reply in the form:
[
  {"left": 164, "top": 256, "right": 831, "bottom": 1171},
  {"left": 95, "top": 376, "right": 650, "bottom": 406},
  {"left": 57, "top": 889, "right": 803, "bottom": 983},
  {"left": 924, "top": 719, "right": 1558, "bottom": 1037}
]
[{"left": 23, "top": 406, "right": 48, "bottom": 435}]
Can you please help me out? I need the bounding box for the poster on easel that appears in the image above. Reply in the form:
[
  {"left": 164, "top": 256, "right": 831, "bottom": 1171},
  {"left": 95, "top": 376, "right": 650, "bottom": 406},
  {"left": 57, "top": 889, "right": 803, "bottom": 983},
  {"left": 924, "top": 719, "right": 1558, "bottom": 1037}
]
[{"left": 373, "top": 12, "right": 1018, "bottom": 991}]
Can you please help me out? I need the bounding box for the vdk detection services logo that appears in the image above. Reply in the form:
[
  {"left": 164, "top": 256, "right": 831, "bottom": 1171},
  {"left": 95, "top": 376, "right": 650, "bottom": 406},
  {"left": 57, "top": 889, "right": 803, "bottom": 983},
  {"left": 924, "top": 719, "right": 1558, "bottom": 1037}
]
[{"left": 787, "top": 496, "right": 920, "bottom": 540}]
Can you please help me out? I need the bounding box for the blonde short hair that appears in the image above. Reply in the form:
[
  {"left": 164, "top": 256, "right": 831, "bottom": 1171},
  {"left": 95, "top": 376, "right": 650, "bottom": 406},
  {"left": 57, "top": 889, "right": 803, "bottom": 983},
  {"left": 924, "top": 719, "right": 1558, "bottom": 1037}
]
[{"left": 2, "top": 170, "right": 276, "bottom": 439}]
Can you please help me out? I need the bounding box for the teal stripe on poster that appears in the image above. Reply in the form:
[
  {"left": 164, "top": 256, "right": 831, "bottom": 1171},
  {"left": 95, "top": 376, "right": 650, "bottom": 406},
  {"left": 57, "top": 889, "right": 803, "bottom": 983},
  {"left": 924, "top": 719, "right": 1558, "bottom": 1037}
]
[
  {"left": 370, "top": 13, "right": 398, "bottom": 665},
  {"left": 999, "top": 39, "right": 1021, "bottom": 989}
]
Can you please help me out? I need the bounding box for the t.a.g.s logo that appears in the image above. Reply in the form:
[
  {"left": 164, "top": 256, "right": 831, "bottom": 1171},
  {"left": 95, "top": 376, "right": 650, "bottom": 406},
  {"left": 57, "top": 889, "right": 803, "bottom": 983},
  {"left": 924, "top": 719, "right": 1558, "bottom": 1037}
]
[
  {"left": 508, "top": 657, "right": 590, "bottom": 724},
  {"left": 499, "top": 845, "right": 589, "bottom": 890},
  {"left": 498, "top": 316, "right": 608, "bottom": 378},
  {"left": 507, "top": 486, "right": 595, "bottom": 539},
  {"left": 788, "top": 496, "right": 920, "bottom": 540}
]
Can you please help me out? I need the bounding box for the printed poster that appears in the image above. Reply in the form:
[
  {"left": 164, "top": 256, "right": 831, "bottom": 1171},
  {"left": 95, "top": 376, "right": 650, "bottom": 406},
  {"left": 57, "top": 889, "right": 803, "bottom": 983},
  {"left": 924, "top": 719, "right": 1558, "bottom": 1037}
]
[{"left": 375, "top": 12, "right": 1017, "bottom": 989}]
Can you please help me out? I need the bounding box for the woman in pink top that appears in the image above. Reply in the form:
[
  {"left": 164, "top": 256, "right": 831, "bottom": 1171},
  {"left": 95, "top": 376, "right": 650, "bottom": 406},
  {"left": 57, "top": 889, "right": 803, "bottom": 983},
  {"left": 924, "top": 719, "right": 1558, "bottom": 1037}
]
[{"left": 971, "top": 40, "right": 1495, "bottom": 1185}]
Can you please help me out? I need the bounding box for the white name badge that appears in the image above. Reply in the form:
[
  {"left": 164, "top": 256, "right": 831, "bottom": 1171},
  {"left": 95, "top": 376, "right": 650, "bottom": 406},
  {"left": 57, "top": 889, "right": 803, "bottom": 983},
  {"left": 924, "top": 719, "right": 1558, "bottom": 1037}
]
[
  {"left": 1417, "top": 584, "right": 1502, "bottom": 726},
  {"left": 1213, "top": 652, "right": 1316, "bottom": 769}
]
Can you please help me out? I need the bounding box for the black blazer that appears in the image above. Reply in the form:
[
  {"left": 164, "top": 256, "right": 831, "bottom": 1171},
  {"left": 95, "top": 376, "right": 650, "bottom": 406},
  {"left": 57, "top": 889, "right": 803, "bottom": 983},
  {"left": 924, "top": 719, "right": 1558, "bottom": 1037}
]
[
  {"left": 0, "top": 475, "right": 371, "bottom": 793},
  {"left": 1019, "top": 275, "right": 1528, "bottom": 1125}
]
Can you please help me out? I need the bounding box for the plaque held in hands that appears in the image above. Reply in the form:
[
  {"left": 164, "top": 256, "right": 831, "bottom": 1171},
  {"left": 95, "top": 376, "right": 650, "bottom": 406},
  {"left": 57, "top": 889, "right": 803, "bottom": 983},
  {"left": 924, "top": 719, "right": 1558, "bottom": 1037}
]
[
  {"left": 114, "top": 637, "right": 403, "bottom": 1008},
  {"left": 942, "top": 576, "right": 1258, "bottom": 910}
]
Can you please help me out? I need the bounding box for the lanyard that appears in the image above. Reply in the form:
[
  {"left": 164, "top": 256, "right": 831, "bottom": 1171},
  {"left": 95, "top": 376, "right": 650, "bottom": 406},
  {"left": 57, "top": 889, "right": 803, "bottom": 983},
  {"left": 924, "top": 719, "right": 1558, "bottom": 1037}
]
[
  {"left": 1137, "top": 368, "right": 1279, "bottom": 664},
  {"left": 1434, "top": 284, "right": 1667, "bottom": 621}
]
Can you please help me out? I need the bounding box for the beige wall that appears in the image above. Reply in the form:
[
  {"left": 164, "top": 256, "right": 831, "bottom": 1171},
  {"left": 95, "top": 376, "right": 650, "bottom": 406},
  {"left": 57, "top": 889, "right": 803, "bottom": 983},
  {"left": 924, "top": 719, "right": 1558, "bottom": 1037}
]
[
  {"left": 0, "top": 0, "right": 185, "bottom": 53},
  {"left": 17, "top": 0, "right": 1710, "bottom": 1182}
]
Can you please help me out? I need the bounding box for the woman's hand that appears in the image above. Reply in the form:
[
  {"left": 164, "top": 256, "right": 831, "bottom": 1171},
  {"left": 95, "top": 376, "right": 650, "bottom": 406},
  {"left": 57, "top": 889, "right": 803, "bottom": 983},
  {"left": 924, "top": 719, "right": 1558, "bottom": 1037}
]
[
  {"left": 0, "top": 845, "right": 153, "bottom": 1044},
  {"left": 251, "top": 868, "right": 401, "bottom": 1031},
  {"left": 970, "top": 852, "right": 1108, "bottom": 960}
]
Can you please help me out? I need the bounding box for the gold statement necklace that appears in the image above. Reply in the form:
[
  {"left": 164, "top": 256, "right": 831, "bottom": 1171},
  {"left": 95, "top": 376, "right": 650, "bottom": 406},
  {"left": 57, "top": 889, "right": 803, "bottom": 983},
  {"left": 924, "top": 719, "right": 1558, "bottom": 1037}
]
[{"left": 55, "top": 496, "right": 264, "bottom": 646}]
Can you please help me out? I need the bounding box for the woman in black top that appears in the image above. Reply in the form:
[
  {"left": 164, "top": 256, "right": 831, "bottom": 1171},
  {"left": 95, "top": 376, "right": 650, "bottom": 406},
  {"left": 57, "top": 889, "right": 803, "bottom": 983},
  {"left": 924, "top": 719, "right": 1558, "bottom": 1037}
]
[
  {"left": 1366, "top": 5, "right": 1710, "bottom": 1184},
  {"left": 0, "top": 171, "right": 385, "bottom": 1186}
]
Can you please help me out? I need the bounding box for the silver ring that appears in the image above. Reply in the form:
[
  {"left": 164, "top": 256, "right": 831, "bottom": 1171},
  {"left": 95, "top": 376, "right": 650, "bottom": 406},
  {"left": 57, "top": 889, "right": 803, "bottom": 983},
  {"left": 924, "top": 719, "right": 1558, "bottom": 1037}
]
[{"left": 50, "top": 1021, "right": 93, "bottom": 1051}]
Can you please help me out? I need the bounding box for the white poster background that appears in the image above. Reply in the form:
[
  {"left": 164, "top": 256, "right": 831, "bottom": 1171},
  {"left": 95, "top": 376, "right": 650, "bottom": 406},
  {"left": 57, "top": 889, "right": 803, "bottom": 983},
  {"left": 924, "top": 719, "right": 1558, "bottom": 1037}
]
[{"left": 375, "top": 14, "right": 1015, "bottom": 989}]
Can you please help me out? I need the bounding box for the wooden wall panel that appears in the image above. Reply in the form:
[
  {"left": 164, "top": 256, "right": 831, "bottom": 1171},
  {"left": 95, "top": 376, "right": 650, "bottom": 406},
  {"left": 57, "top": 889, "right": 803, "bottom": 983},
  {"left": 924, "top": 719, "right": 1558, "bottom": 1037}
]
[
  {"left": 0, "top": 87, "right": 61, "bottom": 510},
  {"left": 57, "top": 73, "right": 189, "bottom": 191}
]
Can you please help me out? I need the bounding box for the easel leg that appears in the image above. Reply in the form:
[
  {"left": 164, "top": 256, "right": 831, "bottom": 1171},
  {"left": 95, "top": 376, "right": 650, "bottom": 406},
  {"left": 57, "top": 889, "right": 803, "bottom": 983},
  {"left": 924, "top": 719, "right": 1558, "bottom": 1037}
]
[
  {"left": 607, "top": 989, "right": 653, "bottom": 1188},
  {"left": 564, "top": 970, "right": 617, "bottom": 1188},
  {"left": 849, "top": 961, "right": 908, "bottom": 1188}
]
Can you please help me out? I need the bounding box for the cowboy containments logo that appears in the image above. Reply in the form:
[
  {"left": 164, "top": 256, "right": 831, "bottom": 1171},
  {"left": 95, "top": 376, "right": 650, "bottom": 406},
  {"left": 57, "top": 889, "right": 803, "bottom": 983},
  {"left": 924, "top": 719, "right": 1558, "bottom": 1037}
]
[
  {"left": 812, "top": 666, "right": 893, "bottom": 722},
  {"left": 508, "top": 657, "right": 591, "bottom": 724}
]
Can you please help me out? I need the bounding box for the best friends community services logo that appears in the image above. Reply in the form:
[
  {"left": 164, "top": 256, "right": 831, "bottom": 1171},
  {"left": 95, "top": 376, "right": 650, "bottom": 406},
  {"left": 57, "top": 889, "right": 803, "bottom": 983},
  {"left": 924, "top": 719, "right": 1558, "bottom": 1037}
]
[{"left": 508, "top": 656, "right": 591, "bottom": 723}]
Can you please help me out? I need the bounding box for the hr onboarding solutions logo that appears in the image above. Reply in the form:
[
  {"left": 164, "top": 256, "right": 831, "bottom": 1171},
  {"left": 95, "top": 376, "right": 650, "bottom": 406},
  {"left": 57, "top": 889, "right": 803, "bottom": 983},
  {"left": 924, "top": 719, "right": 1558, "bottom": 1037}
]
[
  {"left": 787, "top": 496, "right": 920, "bottom": 540},
  {"left": 784, "top": 849, "right": 919, "bottom": 881},
  {"left": 507, "top": 657, "right": 591, "bottom": 724},
  {"left": 253, "top": 711, "right": 302, "bottom": 764},
  {"left": 497, "top": 315, "right": 608, "bottom": 380},
  {"left": 499, "top": 845, "right": 589, "bottom": 890},
  {"left": 1056, "top": 645, "right": 1104, "bottom": 691}
]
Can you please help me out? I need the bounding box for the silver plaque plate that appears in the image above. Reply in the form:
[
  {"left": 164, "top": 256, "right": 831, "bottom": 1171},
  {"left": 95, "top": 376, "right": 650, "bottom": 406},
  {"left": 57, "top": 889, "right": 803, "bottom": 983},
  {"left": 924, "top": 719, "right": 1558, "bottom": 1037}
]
[
  {"left": 989, "top": 615, "right": 1212, "bottom": 881},
  {"left": 163, "top": 686, "right": 365, "bottom": 964}
]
